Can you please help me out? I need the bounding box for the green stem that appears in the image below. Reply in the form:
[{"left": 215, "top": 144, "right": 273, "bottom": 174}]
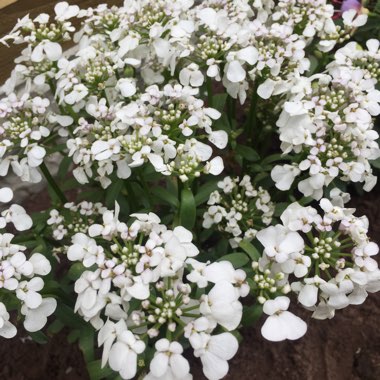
[
  {"left": 40, "top": 162, "right": 67, "bottom": 204},
  {"left": 246, "top": 84, "right": 258, "bottom": 144},
  {"left": 206, "top": 76, "right": 213, "bottom": 107},
  {"left": 226, "top": 96, "right": 235, "bottom": 127}
]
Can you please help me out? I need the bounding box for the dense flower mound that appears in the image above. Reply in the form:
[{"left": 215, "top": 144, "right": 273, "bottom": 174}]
[
  {"left": 67, "top": 205, "right": 245, "bottom": 379},
  {"left": 1, "top": 0, "right": 380, "bottom": 379}
]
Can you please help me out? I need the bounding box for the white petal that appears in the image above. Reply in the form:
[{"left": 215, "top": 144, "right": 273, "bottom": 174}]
[
  {"left": 0, "top": 187, "right": 13, "bottom": 203},
  {"left": 208, "top": 130, "right": 228, "bottom": 149},
  {"left": 201, "top": 352, "right": 229, "bottom": 380},
  {"left": 298, "top": 284, "right": 318, "bottom": 307},
  {"left": 150, "top": 353, "right": 169, "bottom": 377},
  {"left": 208, "top": 333, "right": 238, "bottom": 360},
  {"left": 109, "top": 342, "right": 128, "bottom": 371},
  {"left": 226, "top": 61, "right": 246, "bottom": 83}
]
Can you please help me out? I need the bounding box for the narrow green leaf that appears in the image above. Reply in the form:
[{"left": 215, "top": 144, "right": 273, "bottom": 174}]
[
  {"left": 218, "top": 252, "right": 250, "bottom": 268},
  {"left": 213, "top": 93, "right": 228, "bottom": 112},
  {"left": 236, "top": 144, "right": 260, "bottom": 162},
  {"left": 57, "top": 156, "right": 72, "bottom": 180},
  {"left": 56, "top": 303, "right": 86, "bottom": 328},
  {"left": 106, "top": 179, "right": 124, "bottom": 208},
  {"left": 194, "top": 179, "right": 218, "bottom": 206},
  {"left": 241, "top": 304, "right": 263, "bottom": 326},
  {"left": 274, "top": 202, "right": 289, "bottom": 217},
  {"left": 68, "top": 262, "right": 86, "bottom": 281},
  {"left": 151, "top": 186, "right": 179, "bottom": 208},
  {"left": 239, "top": 240, "right": 261, "bottom": 261},
  {"left": 79, "top": 325, "right": 95, "bottom": 362},
  {"left": 47, "top": 319, "right": 65, "bottom": 335},
  {"left": 29, "top": 331, "right": 49, "bottom": 344},
  {"left": 87, "top": 361, "right": 115, "bottom": 380},
  {"left": 180, "top": 188, "right": 196, "bottom": 230}
]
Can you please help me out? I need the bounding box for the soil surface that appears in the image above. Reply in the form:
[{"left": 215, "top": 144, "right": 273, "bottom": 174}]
[{"left": 1, "top": 1, "right": 380, "bottom": 380}]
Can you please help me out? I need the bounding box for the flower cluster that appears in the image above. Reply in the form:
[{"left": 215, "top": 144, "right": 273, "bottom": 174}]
[
  {"left": 67, "top": 204, "right": 246, "bottom": 379},
  {"left": 329, "top": 39, "right": 380, "bottom": 82},
  {"left": 67, "top": 84, "right": 226, "bottom": 188},
  {"left": 203, "top": 175, "right": 274, "bottom": 247},
  {"left": 272, "top": 62, "right": 380, "bottom": 199},
  {"left": 0, "top": 187, "right": 56, "bottom": 337},
  {"left": 254, "top": 189, "right": 380, "bottom": 341},
  {"left": 48, "top": 201, "right": 106, "bottom": 241},
  {"left": 0, "top": 93, "right": 72, "bottom": 183}
]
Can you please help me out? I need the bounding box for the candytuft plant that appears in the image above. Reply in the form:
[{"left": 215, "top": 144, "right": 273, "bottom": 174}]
[{"left": 1, "top": 1, "right": 380, "bottom": 379}]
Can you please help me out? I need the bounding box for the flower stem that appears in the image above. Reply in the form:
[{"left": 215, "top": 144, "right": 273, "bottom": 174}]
[
  {"left": 40, "top": 162, "right": 67, "bottom": 204},
  {"left": 246, "top": 84, "right": 258, "bottom": 143},
  {"left": 206, "top": 76, "right": 213, "bottom": 107}
]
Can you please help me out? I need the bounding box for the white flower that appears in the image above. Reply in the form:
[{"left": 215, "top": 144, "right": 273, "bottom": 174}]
[
  {"left": 256, "top": 225, "right": 304, "bottom": 263},
  {"left": 280, "top": 202, "right": 319, "bottom": 233},
  {"left": 67, "top": 233, "right": 102, "bottom": 267},
  {"left": 200, "top": 281, "right": 242, "bottom": 330},
  {"left": 2, "top": 205, "right": 33, "bottom": 231},
  {"left": 54, "top": 1, "right": 79, "bottom": 21},
  {"left": 0, "top": 302, "right": 16, "bottom": 338},
  {"left": 342, "top": 9, "right": 368, "bottom": 28},
  {"left": 281, "top": 252, "right": 311, "bottom": 278},
  {"left": 204, "top": 156, "right": 224, "bottom": 176},
  {"left": 117, "top": 78, "right": 137, "bottom": 98},
  {"left": 29, "top": 253, "right": 51, "bottom": 276},
  {"left": 16, "top": 277, "right": 44, "bottom": 309},
  {"left": 179, "top": 63, "right": 204, "bottom": 87},
  {"left": 27, "top": 145, "right": 46, "bottom": 167},
  {"left": 108, "top": 330, "right": 146, "bottom": 379},
  {"left": 22, "top": 297, "right": 57, "bottom": 332},
  {"left": 225, "top": 47, "right": 258, "bottom": 83},
  {"left": 91, "top": 140, "right": 121, "bottom": 161},
  {"left": 298, "top": 173, "right": 326, "bottom": 200},
  {"left": 31, "top": 41, "right": 62, "bottom": 62},
  {"left": 271, "top": 165, "right": 300, "bottom": 191},
  {"left": 293, "top": 276, "right": 326, "bottom": 308},
  {"left": 147, "top": 339, "right": 191, "bottom": 380},
  {"left": 261, "top": 296, "right": 307, "bottom": 341},
  {"left": 192, "top": 332, "right": 238, "bottom": 380}
]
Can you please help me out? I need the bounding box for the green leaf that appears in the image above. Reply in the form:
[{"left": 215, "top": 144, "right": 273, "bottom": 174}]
[
  {"left": 151, "top": 186, "right": 179, "bottom": 208},
  {"left": 47, "top": 319, "right": 65, "bottom": 335},
  {"left": 218, "top": 252, "right": 250, "bottom": 268},
  {"left": 57, "top": 156, "right": 72, "bottom": 180},
  {"left": 106, "top": 179, "right": 124, "bottom": 208},
  {"left": 180, "top": 188, "right": 196, "bottom": 230},
  {"left": 79, "top": 325, "right": 95, "bottom": 362},
  {"left": 239, "top": 240, "right": 261, "bottom": 261},
  {"left": 274, "top": 202, "right": 289, "bottom": 217},
  {"left": 213, "top": 93, "right": 228, "bottom": 112},
  {"left": 371, "top": 157, "right": 380, "bottom": 169},
  {"left": 235, "top": 144, "right": 260, "bottom": 162},
  {"left": 87, "top": 361, "right": 115, "bottom": 380},
  {"left": 307, "top": 55, "right": 319, "bottom": 76},
  {"left": 375, "top": 0, "right": 380, "bottom": 14},
  {"left": 194, "top": 179, "right": 219, "bottom": 206},
  {"left": 261, "top": 153, "right": 288, "bottom": 165},
  {"left": 67, "top": 329, "right": 81, "bottom": 343},
  {"left": 29, "top": 331, "right": 49, "bottom": 344},
  {"left": 55, "top": 303, "right": 86, "bottom": 328},
  {"left": 68, "top": 262, "right": 86, "bottom": 281},
  {"left": 241, "top": 304, "right": 263, "bottom": 326}
]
